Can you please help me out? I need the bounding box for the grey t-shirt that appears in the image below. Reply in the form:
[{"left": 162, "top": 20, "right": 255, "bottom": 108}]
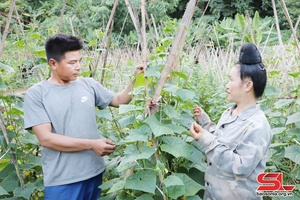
[{"left": 24, "top": 77, "right": 114, "bottom": 187}]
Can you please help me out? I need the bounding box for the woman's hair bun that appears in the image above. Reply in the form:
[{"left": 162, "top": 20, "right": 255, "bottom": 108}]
[{"left": 239, "top": 43, "right": 262, "bottom": 64}]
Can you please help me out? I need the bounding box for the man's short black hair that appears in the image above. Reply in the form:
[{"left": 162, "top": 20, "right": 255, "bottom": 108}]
[{"left": 45, "top": 34, "right": 83, "bottom": 62}]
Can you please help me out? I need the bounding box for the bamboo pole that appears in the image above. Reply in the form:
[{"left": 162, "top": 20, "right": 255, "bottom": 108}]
[
  {"left": 93, "top": 1, "right": 119, "bottom": 78},
  {"left": 280, "top": 0, "right": 300, "bottom": 56},
  {"left": 245, "top": 10, "right": 255, "bottom": 44},
  {"left": 145, "top": 3, "right": 197, "bottom": 198},
  {"left": 150, "top": 14, "right": 159, "bottom": 40},
  {"left": 145, "top": 10, "right": 157, "bottom": 49},
  {"left": 149, "top": 0, "right": 197, "bottom": 107},
  {"left": 288, "top": 15, "right": 300, "bottom": 46},
  {"left": 57, "top": 0, "right": 67, "bottom": 33},
  {"left": 100, "top": 20, "right": 114, "bottom": 83},
  {"left": 103, "top": 0, "right": 119, "bottom": 43},
  {"left": 271, "top": 0, "right": 289, "bottom": 93},
  {"left": 0, "top": 0, "right": 16, "bottom": 59},
  {"left": 124, "top": 0, "right": 143, "bottom": 49},
  {"left": 14, "top": 6, "right": 42, "bottom": 81}
]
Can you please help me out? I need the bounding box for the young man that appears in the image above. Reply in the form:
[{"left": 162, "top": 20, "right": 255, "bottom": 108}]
[
  {"left": 190, "top": 43, "right": 272, "bottom": 200},
  {"left": 24, "top": 34, "right": 144, "bottom": 200}
]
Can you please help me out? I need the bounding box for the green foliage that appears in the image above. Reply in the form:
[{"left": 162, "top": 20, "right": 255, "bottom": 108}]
[
  {"left": 209, "top": 11, "right": 278, "bottom": 48},
  {"left": 1, "top": 1, "right": 300, "bottom": 199},
  {"left": 209, "top": 0, "right": 273, "bottom": 19}
]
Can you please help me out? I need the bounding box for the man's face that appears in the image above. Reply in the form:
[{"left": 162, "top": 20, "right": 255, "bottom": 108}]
[{"left": 53, "top": 50, "right": 82, "bottom": 84}]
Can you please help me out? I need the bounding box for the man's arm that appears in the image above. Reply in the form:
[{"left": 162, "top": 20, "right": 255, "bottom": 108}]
[
  {"left": 109, "top": 66, "right": 144, "bottom": 108},
  {"left": 32, "top": 123, "right": 115, "bottom": 156}
]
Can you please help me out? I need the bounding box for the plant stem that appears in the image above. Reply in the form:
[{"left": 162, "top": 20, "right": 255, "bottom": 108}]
[
  {"left": 0, "top": 114, "right": 25, "bottom": 189},
  {"left": 0, "top": 0, "right": 16, "bottom": 59}
]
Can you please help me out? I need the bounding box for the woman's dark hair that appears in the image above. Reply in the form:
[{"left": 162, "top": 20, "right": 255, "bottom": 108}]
[
  {"left": 237, "top": 43, "right": 267, "bottom": 98},
  {"left": 45, "top": 34, "right": 83, "bottom": 62}
]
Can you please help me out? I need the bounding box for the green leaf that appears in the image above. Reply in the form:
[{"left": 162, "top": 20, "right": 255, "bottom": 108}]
[
  {"left": 136, "top": 194, "right": 154, "bottom": 200},
  {"left": 264, "top": 86, "right": 282, "bottom": 96},
  {"left": 0, "top": 186, "right": 8, "bottom": 195},
  {"left": 163, "top": 84, "right": 179, "bottom": 93},
  {"left": 99, "top": 178, "right": 119, "bottom": 191},
  {"left": 274, "top": 99, "right": 294, "bottom": 109},
  {"left": 286, "top": 112, "right": 300, "bottom": 125},
  {"left": 270, "top": 70, "right": 280, "bottom": 75},
  {"left": 0, "top": 62, "right": 14, "bottom": 73},
  {"left": 161, "top": 37, "right": 173, "bottom": 46},
  {"left": 176, "top": 89, "right": 195, "bottom": 101},
  {"left": 163, "top": 175, "right": 185, "bottom": 199},
  {"left": 163, "top": 105, "right": 181, "bottom": 119},
  {"left": 255, "top": 29, "right": 263, "bottom": 45},
  {"left": 30, "top": 33, "right": 41, "bottom": 39},
  {"left": 19, "top": 132, "right": 39, "bottom": 146},
  {"left": 235, "top": 13, "right": 246, "bottom": 32},
  {"left": 288, "top": 72, "right": 300, "bottom": 78},
  {"left": 0, "top": 76, "right": 6, "bottom": 91},
  {"left": 14, "top": 183, "right": 37, "bottom": 199},
  {"left": 19, "top": 155, "right": 41, "bottom": 170},
  {"left": 118, "top": 104, "right": 143, "bottom": 114},
  {"left": 186, "top": 196, "right": 202, "bottom": 200},
  {"left": 33, "top": 49, "right": 46, "bottom": 57},
  {"left": 118, "top": 115, "right": 135, "bottom": 128},
  {"left": 0, "top": 163, "right": 14, "bottom": 180},
  {"left": 88, "top": 39, "right": 97, "bottom": 46},
  {"left": 120, "top": 128, "right": 149, "bottom": 144},
  {"left": 185, "top": 146, "right": 206, "bottom": 172},
  {"left": 271, "top": 127, "right": 285, "bottom": 135},
  {"left": 134, "top": 73, "right": 146, "bottom": 88},
  {"left": 145, "top": 66, "right": 161, "bottom": 78},
  {"left": 13, "top": 40, "right": 26, "bottom": 48},
  {"left": 107, "top": 180, "right": 125, "bottom": 193},
  {"left": 166, "top": 124, "right": 187, "bottom": 134},
  {"left": 174, "top": 173, "right": 204, "bottom": 196},
  {"left": 118, "top": 146, "right": 155, "bottom": 172},
  {"left": 125, "top": 170, "right": 156, "bottom": 194},
  {"left": 285, "top": 145, "right": 300, "bottom": 164},
  {"left": 96, "top": 108, "right": 112, "bottom": 120},
  {"left": 172, "top": 71, "right": 187, "bottom": 81},
  {"left": 161, "top": 136, "right": 192, "bottom": 158},
  {"left": 0, "top": 172, "right": 19, "bottom": 192},
  {"left": 97, "top": 32, "right": 105, "bottom": 38},
  {"left": 252, "top": 11, "right": 260, "bottom": 31},
  {"left": 31, "top": 63, "right": 48, "bottom": 71},
  {"left": 78, "top": 70, "right": 91, "bottom": 77},
  {"left": 145, "top": 115, "right": 174, "bottom": 137},
  {"left": 155, "top": 46, "right": 165, "bottom": 54}
]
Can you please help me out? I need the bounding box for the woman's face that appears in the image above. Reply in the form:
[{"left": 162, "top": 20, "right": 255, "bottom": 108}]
[{"left": 226, "top": 65, "right": 246, "bottom": 103}]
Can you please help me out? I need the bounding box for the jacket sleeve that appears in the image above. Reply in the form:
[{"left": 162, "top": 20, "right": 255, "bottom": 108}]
[
  {"left": 197, "top": 110, "right": 216, "bottom": 133},
  {"left": 194, "top": 121, "right": 271, "bottom": 177}
]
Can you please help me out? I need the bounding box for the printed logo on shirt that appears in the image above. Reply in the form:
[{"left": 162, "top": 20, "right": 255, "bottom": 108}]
[{"left": 81, "top": 96, "right": 88, "bottom": 103}]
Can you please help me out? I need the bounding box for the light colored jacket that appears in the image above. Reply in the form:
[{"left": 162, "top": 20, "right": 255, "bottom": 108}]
[{"left": 193, "top": 104, "right": 272, "bottom": 200}]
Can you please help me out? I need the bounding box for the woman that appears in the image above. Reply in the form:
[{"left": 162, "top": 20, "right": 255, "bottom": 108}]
[{"left": 190, "top": 43, "right": 272, "bottom": 200}]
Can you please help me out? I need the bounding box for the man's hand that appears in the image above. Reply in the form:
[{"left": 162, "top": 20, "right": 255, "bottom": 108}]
[
  {"left": 90, "top": 138, "right": 116, "bottom": 156},
  {"left": 190, "top": 122, "right": 204, "bottom": 141},
  {"left": 193, "top": 105, "right": 202, "bottom": 120},
  {"left": 134, "top": 65, "right": 145, "bottom": 75}
]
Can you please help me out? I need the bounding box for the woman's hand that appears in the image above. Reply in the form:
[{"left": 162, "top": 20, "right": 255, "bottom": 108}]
[
  {"left": 190, "top": 122, "right": 204, "bottom": 141},
  {"left": 193, "top": 105, "right": 202, "bottom": 120}
]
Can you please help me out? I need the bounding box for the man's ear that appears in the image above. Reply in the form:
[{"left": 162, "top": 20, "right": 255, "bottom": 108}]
[{"left": 49, "top": 58, "right": 57, "bottom": 70}]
